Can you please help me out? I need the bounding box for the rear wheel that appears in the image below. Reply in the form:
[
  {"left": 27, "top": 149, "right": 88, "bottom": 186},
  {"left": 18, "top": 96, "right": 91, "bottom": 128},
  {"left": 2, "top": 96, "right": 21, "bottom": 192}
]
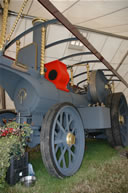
[
  {"left": 106, "top": 92, "right": 128, "bottom": 147},
  {"left": 40, "top": 103, "right": 85, "bottom": 178}
]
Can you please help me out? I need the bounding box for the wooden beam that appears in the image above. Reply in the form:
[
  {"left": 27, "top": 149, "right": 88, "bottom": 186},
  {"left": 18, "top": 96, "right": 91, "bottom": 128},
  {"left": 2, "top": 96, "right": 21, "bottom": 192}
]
[
  {"left": 110, "top": 51, "right": 128, "bottom": 81},
  {"left": 38, "top": 0, "right": 128, "bottom": 88},
  {"left": 116, "top": 51, "right": 128, "bottom": 71}
]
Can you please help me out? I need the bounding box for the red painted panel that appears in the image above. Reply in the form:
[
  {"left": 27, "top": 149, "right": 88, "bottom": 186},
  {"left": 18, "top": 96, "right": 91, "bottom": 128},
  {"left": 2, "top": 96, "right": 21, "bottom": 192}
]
[{"left": 45, "top": 60, "right": 69, "bottom": 92}]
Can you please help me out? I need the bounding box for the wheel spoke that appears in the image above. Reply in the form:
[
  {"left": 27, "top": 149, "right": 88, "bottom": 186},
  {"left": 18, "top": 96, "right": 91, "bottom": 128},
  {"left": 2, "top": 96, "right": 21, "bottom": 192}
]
[
  {"left": 57, "top": 120, "right": 66, "bottom": 133},
  {"left": 69, "top": 117, "right": 73, "bottom": 126},
  {"left": 120, "top": 129, "right": 126, "bottom": 137},
  {"left": 54, "top": 139, "right": 65, "bottom": 144},
  {"left": 54, "top": 130, "right": 58, "bottom": 136},
  {"left": 61, "top": 146, "right": 66, "bottom": 168},
  {"left": 119, "top": 103, "right": 125, "bottom": 114},
  {"left": 68, "top": 147, "right": 75, "bottom": 158},
  {"left": 123, "top": 123, "right": 127, "bottom": 128},
  {"left": 62, "top": 156, "right": 66, "bottom": 168},
  {"left": 59, "top": 112, "right": 63, "bottom": 125},
  {"left": 119, "top": 100, "right": 124, "bottom": 110},
  {"left": 68, "top": 148, "right": 72, "bottom": 166},
  {"left": 66, "top": 113, "right": 70, "bottom": 132},
  {"left": 120, "top": 132, "right": 126, "bottom": 143},
  {"left": 58, "top": 146, "right": 67, "bottom": 164},
  {"left": 120, "top": 125, "right": 127, "bottom": 137},
  {"left": 71, "top": 127, "right": 75, "bottom": 134},
  {"left": 73, "top": 144, "right": 76, "bottom": 148},
  {"left": 55, "top": 144, "right": 59, "bottom": 153}
]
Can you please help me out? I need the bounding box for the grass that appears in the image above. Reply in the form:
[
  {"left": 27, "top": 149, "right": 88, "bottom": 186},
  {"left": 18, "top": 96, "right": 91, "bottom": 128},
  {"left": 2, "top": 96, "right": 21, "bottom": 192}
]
[{"left": 1, "top": 139, "right": 128, "bottom": 193}]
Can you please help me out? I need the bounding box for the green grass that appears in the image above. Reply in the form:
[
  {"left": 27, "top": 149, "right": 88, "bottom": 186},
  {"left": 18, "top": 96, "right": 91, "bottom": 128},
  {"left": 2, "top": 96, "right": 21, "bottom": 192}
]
[{"left": 1, "top": 139, "right": 128, "bottom": 193}]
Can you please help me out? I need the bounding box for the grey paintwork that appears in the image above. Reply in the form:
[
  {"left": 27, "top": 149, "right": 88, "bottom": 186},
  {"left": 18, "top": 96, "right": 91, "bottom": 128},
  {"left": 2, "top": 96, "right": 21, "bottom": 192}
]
[
  {"left": 79, "top": 106, "right": 111, "bottom": 129},
  {"left": 0, "top": 21, "right": 111, "bottom": 147}
]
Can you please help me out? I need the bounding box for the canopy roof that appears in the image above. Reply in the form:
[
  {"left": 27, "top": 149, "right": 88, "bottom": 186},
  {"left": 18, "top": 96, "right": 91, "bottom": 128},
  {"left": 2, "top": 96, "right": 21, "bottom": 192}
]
[{"left": 1, "top": 0, "right": 127, "bottom": 38}]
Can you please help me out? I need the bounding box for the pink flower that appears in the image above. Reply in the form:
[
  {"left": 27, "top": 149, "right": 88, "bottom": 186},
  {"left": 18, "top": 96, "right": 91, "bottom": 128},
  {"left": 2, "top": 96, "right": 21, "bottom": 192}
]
[
  {"left": 1, "top": 131, "right": 8, "bottom": 136},
  {"left": 8, "top": 128, "right": 13, "bottom": 133}
]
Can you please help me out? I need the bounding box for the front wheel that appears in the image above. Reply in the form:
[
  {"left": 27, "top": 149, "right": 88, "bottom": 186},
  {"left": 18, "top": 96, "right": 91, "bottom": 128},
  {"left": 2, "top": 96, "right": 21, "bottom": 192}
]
[{"left": 40, "top": 103, "right": 85, "bottom": 178}]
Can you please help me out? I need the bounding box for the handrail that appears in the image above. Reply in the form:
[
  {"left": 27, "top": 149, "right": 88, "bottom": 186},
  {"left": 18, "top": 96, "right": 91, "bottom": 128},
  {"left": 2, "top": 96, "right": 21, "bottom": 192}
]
[
  {"left": 46, "top": 37, "right": 78, "bottom": 49},
  {"left": 67, "top": 60, "right": 101, "bottom": 69},
  {"left": 77, "top": 79, "right": 87, "bottom": 87},
  {"left": 5, "top": 19, "right": 57, "bottom": 50},
  {"left": 59, "top": 52, "right": 92, "bottom": 61},
  {"left": 73, "top": 69, "right": 112, "bottom": 79}
]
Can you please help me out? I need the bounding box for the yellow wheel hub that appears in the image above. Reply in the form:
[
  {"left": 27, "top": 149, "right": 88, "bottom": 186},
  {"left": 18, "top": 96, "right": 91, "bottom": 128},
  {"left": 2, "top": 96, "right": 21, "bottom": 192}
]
[
  {"left": 66, "top": 132, "right": 75, "bottom": 146},
  {"left": 119, "top": 115, "right": 124, "bottom": 125}
]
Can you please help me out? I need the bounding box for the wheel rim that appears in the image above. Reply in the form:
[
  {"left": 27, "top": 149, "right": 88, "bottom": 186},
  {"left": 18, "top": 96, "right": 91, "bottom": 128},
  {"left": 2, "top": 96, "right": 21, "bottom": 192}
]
[
  {"left": 118, "top": 95, "right": 128, "bottom": 146},
  {"left": 51, "top": 105, "right": 85, "bottom": 176}
]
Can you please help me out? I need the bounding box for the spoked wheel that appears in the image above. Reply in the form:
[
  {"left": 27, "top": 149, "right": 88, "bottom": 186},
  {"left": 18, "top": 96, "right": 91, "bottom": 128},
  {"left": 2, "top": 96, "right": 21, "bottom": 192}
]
[
  {"left": 40, "top": 103, "right": 85, "bottom": 178},
  {"left": 106, "top": 92, "right": 128, "bottom": 147}
]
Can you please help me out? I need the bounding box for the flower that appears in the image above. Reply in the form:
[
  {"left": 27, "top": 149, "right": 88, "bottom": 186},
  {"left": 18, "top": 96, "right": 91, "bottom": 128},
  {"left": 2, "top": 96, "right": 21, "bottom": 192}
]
[
  {"left": 0, "top": 127, "right": 13, "bottom": 137},
  {"left": 0, "top": 122, "right": 32, "bottom": 187}
]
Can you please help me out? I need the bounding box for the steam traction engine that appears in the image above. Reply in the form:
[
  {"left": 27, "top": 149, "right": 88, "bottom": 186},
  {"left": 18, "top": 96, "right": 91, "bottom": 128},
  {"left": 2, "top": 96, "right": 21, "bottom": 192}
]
[{"left": 0, "top": 0, "right": 128, "bottom": 179}]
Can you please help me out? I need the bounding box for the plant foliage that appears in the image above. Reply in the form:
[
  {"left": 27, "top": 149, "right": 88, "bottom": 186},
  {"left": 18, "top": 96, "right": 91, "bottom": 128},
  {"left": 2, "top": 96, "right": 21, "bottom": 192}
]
[{"left": 0, "top": 122, "right": 32, "bottom": 187}]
